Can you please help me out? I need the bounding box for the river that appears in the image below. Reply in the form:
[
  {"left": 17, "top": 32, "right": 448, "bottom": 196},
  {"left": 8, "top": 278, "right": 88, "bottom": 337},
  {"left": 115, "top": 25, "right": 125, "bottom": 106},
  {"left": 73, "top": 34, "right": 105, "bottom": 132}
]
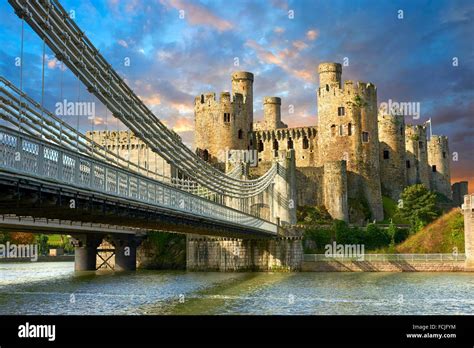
[{"left": 0, "top": 262, "right": 473, "bottom": 315}]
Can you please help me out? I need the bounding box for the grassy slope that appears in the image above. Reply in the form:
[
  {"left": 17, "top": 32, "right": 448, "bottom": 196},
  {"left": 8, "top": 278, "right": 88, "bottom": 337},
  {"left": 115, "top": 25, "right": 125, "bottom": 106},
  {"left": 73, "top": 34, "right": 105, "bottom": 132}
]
[{"left": 395, "top": 208, "right": 465, "bottom": 253}]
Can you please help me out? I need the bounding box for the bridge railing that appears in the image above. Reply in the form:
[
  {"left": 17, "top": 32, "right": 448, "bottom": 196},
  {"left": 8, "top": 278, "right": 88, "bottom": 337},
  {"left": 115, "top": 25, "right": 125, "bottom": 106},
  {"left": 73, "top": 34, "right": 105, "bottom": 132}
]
[{"left": 0, "top": 126, "right": 277, "bottom": 235}]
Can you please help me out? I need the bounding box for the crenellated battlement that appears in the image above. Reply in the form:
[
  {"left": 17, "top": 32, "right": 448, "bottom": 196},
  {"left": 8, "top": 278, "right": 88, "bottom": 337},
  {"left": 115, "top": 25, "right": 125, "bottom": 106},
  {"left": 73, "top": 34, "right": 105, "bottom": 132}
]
[
  {"left": 253, "top": 126, "right": 317, "bottom": 141},
  {"left": 194, "top": 91, "right": 245, "bottom": 107}
]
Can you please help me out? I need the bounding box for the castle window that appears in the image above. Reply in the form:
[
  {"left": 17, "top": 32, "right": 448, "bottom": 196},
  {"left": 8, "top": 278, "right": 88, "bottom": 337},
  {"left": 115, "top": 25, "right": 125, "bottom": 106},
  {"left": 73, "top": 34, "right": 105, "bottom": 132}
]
[
  {"left": 338, "top": 107, "right": 345, "bottom": 116},
  {"left": 348, "top": 123, "right": 352, "bottom": 136},
  {"left": 223, "top": 113, "right": 231, "bottom": 123},
  {"left": 406, "top": 160, "right": 411, "bottom": 169},
  {"left": 200, "top": 94, "right": 204, "bottom": 104},
  {"left": 339, "top": 125, "right": 344, "bottom": 136},
  {"left": 302, "top": 136, "right": 309, "bottom": 149},
  {"left": 383, "top": 150, "right": 390, "bottom": 159},
  {"left": 287, "top": 138, "right": 294, "bottom": 150},
  {"left": 325, "top": 84, "right": 329, "bottom": 91},
  {"left": 443, "top": 151, "right": 446, "bottom": 158},
  {"left": 400, "top": 126, "right": 403, "bottom": 136},
  {"left": 419, "top": 141, "right": 423, "bottom": 149},
  {"left": 362, "top": 131, "right": 369, "bottom": 143},
  {"left": 238, "top": 129, "right": 243, "bottom": 139},
  {"left": 330, "top": 125, "right": 336, "bottom": 137},
  {"left": 202, "top": 149, "right": 209, "bottom": 162},
  {"left": 273, "top": 139, "right": 279, "bottom": 151},
  {"left": 258, "top": 140, "right": 264, "bottom": 152},
  {"left": 432, "top": 165, "right": 437, "bottom": 172}
]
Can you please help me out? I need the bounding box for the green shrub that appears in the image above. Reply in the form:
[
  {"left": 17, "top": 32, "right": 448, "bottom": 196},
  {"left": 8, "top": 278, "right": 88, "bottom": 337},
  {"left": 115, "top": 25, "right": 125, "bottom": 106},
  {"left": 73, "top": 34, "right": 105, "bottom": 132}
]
[
  {"left": 398, "top": 184, "right": 440, "bottom": 232},
  {"left": 365, "top": 223, "right": 391, "bottom": 250}
]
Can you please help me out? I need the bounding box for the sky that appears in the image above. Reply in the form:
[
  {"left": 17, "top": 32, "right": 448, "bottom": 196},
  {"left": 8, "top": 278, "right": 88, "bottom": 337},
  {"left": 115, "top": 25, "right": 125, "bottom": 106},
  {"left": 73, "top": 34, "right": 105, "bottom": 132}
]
[{"left": 0, "top": 0, "right": 473, "bottom": 192}]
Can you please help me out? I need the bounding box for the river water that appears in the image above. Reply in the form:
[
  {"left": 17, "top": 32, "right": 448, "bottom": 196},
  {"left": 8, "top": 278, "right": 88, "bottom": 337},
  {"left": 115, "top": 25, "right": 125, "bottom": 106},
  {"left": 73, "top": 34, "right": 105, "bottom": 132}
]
[{"left": 0, "top": 262, "right": 473, "bottom": 315}]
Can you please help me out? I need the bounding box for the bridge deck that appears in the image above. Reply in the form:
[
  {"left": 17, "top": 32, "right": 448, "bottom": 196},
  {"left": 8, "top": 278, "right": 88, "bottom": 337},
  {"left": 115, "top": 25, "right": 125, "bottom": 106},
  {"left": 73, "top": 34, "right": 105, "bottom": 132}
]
[{"left": 0, "top": 127, "right": 278, "bottom": 238}]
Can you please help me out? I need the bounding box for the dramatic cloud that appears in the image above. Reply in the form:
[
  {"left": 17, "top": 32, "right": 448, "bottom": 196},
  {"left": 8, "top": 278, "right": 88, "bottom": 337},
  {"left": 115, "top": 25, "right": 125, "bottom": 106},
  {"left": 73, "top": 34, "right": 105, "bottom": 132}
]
[{"left": 160, "top": 0, "right": 233, "bottom": 32}]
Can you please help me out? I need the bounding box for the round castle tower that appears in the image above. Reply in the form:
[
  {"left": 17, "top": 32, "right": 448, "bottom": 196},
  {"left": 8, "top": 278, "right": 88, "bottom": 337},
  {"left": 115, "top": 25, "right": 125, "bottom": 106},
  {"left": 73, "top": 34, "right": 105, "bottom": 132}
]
[
  {"left": 378, "top": 114, "right": 406, "bottom": 200},
  {"left": 316, "top": 62, "right": 383, "bottom": 221},
  {"left": 232, "top": 71, "right": 254, "bottom": 128},
  {"left": 428, "top": 135, "right": 451, "bottom": 199},
  {"left": 405, "top": 124, "right": 430, "bottom": 189},
  {"left": 263, "top": 97, "right": 281, "bottom": 129},
  {"left": 194, "top": 72, "right": 254, "bottom": 164}
]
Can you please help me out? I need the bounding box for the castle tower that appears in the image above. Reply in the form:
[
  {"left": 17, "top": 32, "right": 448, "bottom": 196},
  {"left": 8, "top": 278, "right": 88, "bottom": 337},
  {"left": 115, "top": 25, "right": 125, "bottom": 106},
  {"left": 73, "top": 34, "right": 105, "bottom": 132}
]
[
  {"left": 195, "top": 72, "right": 255, "bottom": 166},
  {"left": 378, "top": 114, "right": 406, "bottom": 200},
  {"left": 316, "top": 62, "right": 383, "bottom": 221},
  {"left": 405, "top": 124, "right": 430, "bottom": 189},
  {"left": 428, "top": 135, "right": 452, "bottom": 199},
  {"left": 232, "top": 71, "right": 254, "bottom": 128},
  {"left": 263, "top": 96, "right": 285, "bottom": 129},
  {"left": 318, "top": 62, "right": 342, "bottom": 89}
]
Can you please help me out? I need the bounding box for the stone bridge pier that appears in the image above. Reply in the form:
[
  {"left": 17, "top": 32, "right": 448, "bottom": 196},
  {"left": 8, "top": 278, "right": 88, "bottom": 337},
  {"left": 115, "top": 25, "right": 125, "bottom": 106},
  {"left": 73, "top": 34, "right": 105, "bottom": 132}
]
[
  {"left": 71, "top": 233, "right": 143, "bottom": 271},
  {"left": 463, "top": 194, "right": 474, "bottom": 271},
  {"left": 186, "top": 231, "right": 303, "bottom": 271}
]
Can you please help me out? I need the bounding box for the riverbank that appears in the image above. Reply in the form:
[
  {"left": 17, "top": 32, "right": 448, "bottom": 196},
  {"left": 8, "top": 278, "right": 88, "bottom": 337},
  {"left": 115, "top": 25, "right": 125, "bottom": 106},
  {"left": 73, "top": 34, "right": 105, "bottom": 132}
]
[{"left": 0, "top": 255, "right": 74, "bottom": 263}]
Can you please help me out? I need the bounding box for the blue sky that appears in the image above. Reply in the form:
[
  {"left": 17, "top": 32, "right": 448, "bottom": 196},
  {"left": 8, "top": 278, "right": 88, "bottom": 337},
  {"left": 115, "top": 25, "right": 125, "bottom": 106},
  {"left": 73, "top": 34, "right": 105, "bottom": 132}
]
[{"left": 0, "top": 0, "right": 473, "bottom": 189}]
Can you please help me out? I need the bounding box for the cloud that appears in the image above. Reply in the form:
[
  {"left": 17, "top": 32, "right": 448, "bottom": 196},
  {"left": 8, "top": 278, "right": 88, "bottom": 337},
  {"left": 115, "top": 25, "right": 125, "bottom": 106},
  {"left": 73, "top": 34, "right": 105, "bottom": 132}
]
[
  {"left": 117, "top": 39, "right": 128, "bottom": 48},
  {"left": 293, "top": 40, "right": 308, "bottom": 51},
  {"left": 160, "top": 0, "right": 233, "bottom": 32},
  {"left": 274, "top": 27, "right": 285, "bottom": 34},
  {"left": 245, "top": 40, "right": 313, "bottom": 82},
  {"left": 306, "top": 29, "right": 319, "bottom": 41}
]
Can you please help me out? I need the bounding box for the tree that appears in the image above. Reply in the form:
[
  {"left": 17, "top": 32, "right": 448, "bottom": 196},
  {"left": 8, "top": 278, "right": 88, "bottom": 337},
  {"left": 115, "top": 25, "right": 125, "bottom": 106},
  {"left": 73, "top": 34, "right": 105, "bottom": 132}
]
[
  {"left": 10, "top": 232, "right": 35, "bottom": 244},
  {"left": 398, "top": 184, "right": 440, "bottom": 232},
  {"left": 37, "top": 234, "right": 49, "bottom": 255},
  {"left": 365, "top": 223, "right": 391, "bottom": 249}
]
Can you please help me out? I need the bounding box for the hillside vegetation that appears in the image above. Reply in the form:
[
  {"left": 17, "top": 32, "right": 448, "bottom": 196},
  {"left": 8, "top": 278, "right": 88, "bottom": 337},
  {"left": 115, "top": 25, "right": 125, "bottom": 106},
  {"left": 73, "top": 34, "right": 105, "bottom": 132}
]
[{"left": 396, "top": 208, "right": 464, "bottom": 253}]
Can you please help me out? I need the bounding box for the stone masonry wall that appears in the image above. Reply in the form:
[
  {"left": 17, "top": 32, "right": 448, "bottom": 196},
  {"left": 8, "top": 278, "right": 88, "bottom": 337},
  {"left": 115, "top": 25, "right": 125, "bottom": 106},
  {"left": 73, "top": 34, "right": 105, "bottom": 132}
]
[
  {"left": 302, "top": 260, "right": 465, "bottom": 272},
  {"left": 463, "top": 194, "right": 474, "bottom": 271},
  {"left": 186, "top": 235, "right": 303, "bottom": 271}
]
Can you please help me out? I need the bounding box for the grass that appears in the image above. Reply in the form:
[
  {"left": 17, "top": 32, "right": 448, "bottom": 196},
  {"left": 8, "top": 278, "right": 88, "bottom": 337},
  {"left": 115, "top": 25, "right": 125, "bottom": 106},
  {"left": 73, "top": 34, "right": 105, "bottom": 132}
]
[{"left": 395, "top": 208, "right": 464, "bottom": 253}]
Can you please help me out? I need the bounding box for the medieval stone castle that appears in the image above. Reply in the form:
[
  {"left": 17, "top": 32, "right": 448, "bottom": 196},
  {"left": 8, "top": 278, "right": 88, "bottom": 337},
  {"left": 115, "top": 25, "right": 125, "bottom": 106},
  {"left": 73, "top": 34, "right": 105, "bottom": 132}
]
[{"left": 194, "top": 62, "right": 453, "bottom": 222}]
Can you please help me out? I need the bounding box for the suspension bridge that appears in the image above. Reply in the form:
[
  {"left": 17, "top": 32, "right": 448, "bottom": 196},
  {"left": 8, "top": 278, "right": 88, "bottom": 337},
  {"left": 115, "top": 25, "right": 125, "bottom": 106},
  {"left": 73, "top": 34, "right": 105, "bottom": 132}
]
[{"left": 0, "top": 0, "right": 300, "bottom": 271}]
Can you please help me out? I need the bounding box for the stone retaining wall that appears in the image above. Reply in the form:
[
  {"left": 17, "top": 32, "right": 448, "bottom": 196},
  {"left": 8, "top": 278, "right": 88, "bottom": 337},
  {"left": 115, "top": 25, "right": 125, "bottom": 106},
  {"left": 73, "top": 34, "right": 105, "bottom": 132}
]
[{"left": 302, "top": 260, "right": 466, "bottom": 272}]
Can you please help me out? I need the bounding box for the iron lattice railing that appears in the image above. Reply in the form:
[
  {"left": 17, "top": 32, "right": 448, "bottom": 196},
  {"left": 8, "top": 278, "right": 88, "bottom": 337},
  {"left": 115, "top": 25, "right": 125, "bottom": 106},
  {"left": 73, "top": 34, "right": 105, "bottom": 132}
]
[{"left": 0, "top": 126, "right": 278, "bottom": 235}]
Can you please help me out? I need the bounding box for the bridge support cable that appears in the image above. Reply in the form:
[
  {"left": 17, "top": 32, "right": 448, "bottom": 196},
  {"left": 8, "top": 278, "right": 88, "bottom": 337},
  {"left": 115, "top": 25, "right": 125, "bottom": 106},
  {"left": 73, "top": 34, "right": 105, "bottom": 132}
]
[
  {"left": 40, "top": 39, "right": 45, "bottom": 139},
  {"left": 18, "top": 17, "right": 24, "bottom": 135},
  {"left": 7, "top": 0, "right": 279, "bottom": 199},
  {"left": 1, "top": 78, "right": 277, "bottom": 202}
]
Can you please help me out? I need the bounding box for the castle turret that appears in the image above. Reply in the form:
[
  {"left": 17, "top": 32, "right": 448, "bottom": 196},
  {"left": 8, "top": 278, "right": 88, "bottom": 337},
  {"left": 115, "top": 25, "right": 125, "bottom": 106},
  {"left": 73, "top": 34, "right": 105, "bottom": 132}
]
[
  {"left": 264, "top": 96, "right": 289, "bottom": 130},
  {"left": 318, "top": 62, "right": 342, "bottom": 89},
  {"left": 428, "top": 135, "right": 452, "bottom": 199},
  {"left": 317, "top": 62, "right": 383, "bottom": 221},
  {"left": 232, "top": 71, "right": 254, "bottom": 128},
  {"left": 378, "top": 114, "right": 406, "bottom": 200}
]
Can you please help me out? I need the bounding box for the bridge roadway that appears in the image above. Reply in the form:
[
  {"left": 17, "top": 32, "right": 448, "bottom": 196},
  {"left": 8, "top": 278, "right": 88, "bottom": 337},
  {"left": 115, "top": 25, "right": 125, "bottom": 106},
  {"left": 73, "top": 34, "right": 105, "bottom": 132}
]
[{"left": 0, "top": 126, "right": 278, "bottom": 240}]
